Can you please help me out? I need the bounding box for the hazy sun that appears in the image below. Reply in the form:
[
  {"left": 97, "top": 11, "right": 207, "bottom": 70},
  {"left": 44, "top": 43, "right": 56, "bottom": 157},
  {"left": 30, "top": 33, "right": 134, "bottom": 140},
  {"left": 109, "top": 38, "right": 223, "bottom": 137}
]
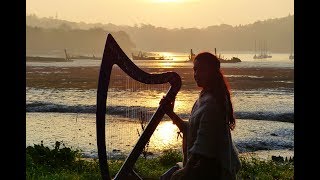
[{"left": 155, "top": 0, "right": 182, "bottom": 3}]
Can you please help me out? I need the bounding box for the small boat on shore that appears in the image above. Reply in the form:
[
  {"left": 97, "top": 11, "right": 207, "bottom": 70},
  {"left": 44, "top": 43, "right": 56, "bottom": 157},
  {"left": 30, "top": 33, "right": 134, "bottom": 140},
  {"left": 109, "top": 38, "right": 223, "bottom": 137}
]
[
  {"left": 26, "top": 56, "right": 72, "bottom": 62},
  {"left": 132, "top": 51, "right": 172, "bottom": 60},
  {"left": 67, "top": 55, "right": 101, "bottom": 60},
  {"left": 185, "top": 48, "right": 241, "bottom": 63},
  {"left": 219, "top": 56, "right": 242, "bottom": 63},
  {"left": 215, "top": 48, "right": 241, "bottom": 63},
  {"left": 26, "top": 49, "right": 101, "bottom": 62},
  {"left": 64, "top": 49, "right": 101, "bottom": 60}
]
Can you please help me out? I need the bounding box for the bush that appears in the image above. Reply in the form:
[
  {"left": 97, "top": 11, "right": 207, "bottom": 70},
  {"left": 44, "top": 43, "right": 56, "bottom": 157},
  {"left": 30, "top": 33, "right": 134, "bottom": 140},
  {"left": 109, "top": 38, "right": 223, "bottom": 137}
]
[
  {"left": 158, "top": 149, "right": 182, "bottom": 166},
  {"left": 26, "top": 141, "right": 79, "bottom": 170},
  {"left": 237, "top": 156, "right": 294, "bottom": 179}
]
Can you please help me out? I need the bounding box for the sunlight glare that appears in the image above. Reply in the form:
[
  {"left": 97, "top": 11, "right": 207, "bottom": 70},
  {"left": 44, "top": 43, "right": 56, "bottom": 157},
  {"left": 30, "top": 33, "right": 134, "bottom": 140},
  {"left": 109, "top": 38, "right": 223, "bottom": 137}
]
[
  {"left": 160, "top": 52, "right": 174, "bottom": 57},
  {"left": 155, "top": 121, "right": 178, "bottom": 144},
  {"left": 153, "top": 0, "right": 183, "bottom": 3},
  {"left": 159, "top": 62, "right": 175, "bottom": 68}
]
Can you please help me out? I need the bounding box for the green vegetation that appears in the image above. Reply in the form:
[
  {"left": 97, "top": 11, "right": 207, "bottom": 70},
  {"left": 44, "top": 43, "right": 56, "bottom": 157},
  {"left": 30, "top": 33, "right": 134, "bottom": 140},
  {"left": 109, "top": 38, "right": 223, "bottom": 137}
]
[
  {"left": 26, "top": 141, "right": 294, "bottom": 180},
  {"left": 238, "top": 156, "right": 294, "bottom": 180}
]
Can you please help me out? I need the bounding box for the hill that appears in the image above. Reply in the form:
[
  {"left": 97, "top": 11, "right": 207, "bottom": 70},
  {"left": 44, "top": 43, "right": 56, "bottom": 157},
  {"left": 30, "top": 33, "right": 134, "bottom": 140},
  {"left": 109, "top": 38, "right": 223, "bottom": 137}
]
[
  {"left": 26, "top": 26, "right": 135, "bottom": 57},
  {"left": 27, "top": 14, "right": 294, "bottom": 54}
]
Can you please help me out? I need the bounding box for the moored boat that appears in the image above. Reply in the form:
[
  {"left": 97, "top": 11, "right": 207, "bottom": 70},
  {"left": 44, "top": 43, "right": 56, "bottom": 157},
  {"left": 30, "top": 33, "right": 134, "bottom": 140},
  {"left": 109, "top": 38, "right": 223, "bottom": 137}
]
[
  {"left": 26, "top": 56, "right": 72, "bottom": 62},
  {"left": 132, "top": 51, "right": 172, "bottom": 60}
]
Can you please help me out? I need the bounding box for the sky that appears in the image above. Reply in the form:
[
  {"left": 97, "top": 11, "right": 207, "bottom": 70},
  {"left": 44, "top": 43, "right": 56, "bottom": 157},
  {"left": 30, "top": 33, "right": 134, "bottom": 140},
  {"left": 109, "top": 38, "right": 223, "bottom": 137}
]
[{"left": 26, "top": 0, "right": 294, "bottom": 29}]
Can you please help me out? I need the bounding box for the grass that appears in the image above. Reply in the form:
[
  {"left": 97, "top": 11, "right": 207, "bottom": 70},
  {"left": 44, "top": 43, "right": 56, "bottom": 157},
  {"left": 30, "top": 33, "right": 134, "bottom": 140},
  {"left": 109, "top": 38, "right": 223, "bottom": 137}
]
[
  {"left": 238, "top": 156, "right": 294, "bottom": 180},
  {"left": 26, "top": 141, "right": 294, "bottom": 180}
]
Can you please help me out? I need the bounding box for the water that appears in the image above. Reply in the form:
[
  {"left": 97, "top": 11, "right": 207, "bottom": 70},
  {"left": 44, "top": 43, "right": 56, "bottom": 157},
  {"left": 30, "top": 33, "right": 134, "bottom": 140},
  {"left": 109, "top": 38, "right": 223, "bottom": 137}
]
[
  {"left": 27, "top": 113, "right": 293, "bottom": 160},
  {"left": 26, "top": 51, "right": 294, "bottom": 160},
  {"left": 26, "top": 52, "right": 294, "bottom": 69},
  {"left": 26, "top": 88, "right": 293, "bottom": 122}
]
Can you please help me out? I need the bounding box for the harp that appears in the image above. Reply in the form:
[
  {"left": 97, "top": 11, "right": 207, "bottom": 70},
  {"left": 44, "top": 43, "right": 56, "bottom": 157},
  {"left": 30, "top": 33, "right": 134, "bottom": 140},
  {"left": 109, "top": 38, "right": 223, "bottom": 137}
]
[{"left": 96, "top": 34, "right": 183, "bottom": 180}]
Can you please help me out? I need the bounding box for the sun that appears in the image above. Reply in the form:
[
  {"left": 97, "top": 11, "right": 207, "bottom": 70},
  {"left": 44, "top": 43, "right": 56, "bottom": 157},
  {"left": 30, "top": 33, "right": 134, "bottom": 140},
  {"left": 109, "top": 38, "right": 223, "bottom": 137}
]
[{"left": 154, "top": 0, "right": 183, "bottom": 3}]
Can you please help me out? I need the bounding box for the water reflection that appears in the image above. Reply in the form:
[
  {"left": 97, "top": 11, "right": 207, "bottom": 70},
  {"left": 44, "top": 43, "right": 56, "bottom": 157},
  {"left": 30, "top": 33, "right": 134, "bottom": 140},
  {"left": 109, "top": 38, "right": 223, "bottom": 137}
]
[
  {"left": 150, "top": 121, "right": 180, "bottom": 149},
  {"left": 159, "top": 62, "right": 175, "bottom": 68},
  {"left": 26, "top": 113, "right": 294, "bottom": 159}
]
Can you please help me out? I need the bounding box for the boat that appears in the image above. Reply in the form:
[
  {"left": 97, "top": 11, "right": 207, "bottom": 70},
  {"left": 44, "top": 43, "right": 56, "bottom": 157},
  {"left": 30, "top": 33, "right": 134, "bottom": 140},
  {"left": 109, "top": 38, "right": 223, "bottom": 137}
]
[
  {"left": 26, "top": 49, "right": 102, "bottom": 62},
  {"left": 26, "top": 56, "right": 69, "bottom": 62},
  {"left": 67, "top": 54, "right": 101, "bottom": 60},
  {"left": 26, "top": 50, "right": 72, "bottom": 62},
  {"left": 185, "top": 48, "right": 241, "bottom": 63},
  {"left": 220, "top": 56, "right": 242, "bottom": 63},
  {"left": 214, "top": 48, "right": 241, "bottom": 63},
  {"left": 289, "top": 54, "right": 294, "bottom": 60},
  {"left": 254, "top": 54, "right": 272, "bottom": 59},
  {"left": 64, "top": 49, "right": 101, "bottom": 60},
  {"left": 289, "top": 40, "right": 294, "bottom": 60},
  {"left": 189, "top": 49, "right": 196, "bottom": 62},
  {"left": 131, "top": 51, "right": 172, "bottom": 60},
  {"left": 253, "top": 40, "right": 272, "bottom": 59},
  {"left": 26, "top": 56, "right": 72, "bottom": 62}
]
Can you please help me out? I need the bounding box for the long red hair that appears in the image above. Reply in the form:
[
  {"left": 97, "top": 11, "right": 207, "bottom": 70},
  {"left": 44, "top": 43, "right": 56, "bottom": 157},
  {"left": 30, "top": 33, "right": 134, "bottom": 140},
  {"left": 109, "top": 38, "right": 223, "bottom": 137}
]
[{"left": 194, "top": 52, "right": 236, "bottom": 130}]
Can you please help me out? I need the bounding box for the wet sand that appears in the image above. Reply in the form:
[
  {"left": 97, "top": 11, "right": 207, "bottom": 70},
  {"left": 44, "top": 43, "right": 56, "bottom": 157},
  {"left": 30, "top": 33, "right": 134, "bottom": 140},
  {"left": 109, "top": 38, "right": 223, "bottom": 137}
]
[{"left": 26, "top": 66, "right": 293, "bottom": 91}]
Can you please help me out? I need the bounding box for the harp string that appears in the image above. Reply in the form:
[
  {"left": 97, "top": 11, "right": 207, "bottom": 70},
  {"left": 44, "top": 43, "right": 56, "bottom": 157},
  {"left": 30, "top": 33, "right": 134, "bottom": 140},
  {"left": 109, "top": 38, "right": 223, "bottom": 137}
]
[{"left": 105, "top": 66, "right": 181, "bottom": 159}]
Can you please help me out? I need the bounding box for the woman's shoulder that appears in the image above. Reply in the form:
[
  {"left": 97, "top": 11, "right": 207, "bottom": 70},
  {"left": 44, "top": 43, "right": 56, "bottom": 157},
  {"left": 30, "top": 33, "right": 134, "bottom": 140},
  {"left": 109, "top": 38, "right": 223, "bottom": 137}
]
[
  {"left": 199, "top": 92, "right": 218, "bottom": 106},
  {"left": 199, "top": 92, "right": 226, "bottom": 113}
]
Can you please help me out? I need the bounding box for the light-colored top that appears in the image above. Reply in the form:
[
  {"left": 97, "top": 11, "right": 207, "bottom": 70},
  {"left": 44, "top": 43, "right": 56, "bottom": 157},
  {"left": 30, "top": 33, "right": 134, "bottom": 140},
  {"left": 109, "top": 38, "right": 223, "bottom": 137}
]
[{"left": 187, "top": 89, "right": 241, "bottom": 176}]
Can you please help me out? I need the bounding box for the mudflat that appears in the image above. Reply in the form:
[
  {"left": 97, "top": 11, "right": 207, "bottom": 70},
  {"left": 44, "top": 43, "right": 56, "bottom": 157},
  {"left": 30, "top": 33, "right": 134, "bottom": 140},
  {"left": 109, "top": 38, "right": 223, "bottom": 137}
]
[{"left": 26, "top": 66, "right": 293, "bottom": 91}]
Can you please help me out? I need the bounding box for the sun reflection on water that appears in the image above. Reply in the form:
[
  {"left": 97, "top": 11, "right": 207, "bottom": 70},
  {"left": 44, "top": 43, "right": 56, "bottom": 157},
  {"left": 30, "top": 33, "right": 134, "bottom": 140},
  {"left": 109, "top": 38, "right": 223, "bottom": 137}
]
[
  {"left": 150, "top": 121, "right": 181, "bottom": 150},
  {"left": 159, "top": 62, "right": 175, "bottom": 68}
]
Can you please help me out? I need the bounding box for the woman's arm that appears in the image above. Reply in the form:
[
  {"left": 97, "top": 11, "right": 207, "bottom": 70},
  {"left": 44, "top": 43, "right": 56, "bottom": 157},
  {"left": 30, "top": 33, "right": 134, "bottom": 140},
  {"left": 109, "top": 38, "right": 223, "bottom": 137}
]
[
  {"left": 160, "top": 97, "right": 189, "bottom": 166},
  {"left": 165, "top": 111, "right": 188, "bottom": 133},
  {"left": 165, "top": 111, "right": 189, "bottom": 166}
]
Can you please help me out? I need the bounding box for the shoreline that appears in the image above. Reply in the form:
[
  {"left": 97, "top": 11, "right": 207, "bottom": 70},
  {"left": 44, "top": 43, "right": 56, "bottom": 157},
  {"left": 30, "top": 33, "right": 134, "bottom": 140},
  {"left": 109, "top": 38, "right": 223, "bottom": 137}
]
[{"left": 77, "top": 149, "right": 294, "bottom": 162}]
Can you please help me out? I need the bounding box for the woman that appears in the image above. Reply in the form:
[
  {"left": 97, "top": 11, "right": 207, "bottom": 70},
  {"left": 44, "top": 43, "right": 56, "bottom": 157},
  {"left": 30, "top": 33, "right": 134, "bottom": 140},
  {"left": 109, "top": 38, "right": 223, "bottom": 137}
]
[{"left": 161, "top": 52, "right": 241, "bottom": 180}]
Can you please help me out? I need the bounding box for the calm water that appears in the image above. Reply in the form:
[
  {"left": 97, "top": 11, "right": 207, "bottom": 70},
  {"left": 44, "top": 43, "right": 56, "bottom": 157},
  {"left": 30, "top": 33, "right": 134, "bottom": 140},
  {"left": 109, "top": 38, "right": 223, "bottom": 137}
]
[
  {"left": 26, "top": 52, "right": 294, "bottom": 69},
  {"left": 26, "top": 51, "right": 294, "bottom": 160}
]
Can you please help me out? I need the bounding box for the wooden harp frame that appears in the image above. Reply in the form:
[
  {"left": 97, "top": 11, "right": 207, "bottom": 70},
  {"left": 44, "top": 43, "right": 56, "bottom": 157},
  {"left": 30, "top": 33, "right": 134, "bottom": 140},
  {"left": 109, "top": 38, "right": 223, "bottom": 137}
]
[{"left": 96, "top": 34, "right": 182, "bottom": 180}]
